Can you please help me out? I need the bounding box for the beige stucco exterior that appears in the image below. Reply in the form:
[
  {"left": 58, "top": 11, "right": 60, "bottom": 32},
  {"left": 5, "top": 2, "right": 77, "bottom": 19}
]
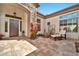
[
  {"left": 45, "top": 16, "right": 59, "bottom": 34},
  {"left": 0, "top": 3, "right": 79, "bottom": 40},
  {"left": 0, "top": 3, "right": 31, "bottom": 37},
  {"left": 37, "top": 4, "right": 79, "bottom": 40},
  {"left": 59, "top": 10, "right": 79, "bottom": 40},
  {"left": 37, "top": 16, "right": 45, "bottom": 34}
]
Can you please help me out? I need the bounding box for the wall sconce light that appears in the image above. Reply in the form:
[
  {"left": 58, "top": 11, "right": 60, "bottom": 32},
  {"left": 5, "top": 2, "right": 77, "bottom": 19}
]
[{"left": 13, "top": 12, "right": 16, "bottom": 16}]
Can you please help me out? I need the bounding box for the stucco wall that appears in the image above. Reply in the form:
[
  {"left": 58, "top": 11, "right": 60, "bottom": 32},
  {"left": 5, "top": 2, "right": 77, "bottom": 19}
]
[
  {"left": 0, "top": 4, "right": 30, "bottom": 37},
  {"left": 59, "top": 10, "right": 79, "bottom": 40},
  {"left": 45, "top": 16, "right": 59, "bottom": 34},
  {"left": 66, "top": 32, "right": 79, "bottom": 40},
  {"left": 37, "top": 16, "right": 45, "bottom": 34}
]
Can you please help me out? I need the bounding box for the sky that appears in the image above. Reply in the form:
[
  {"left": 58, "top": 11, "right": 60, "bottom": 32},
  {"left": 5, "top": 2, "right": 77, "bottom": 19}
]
[{"left": 38, "top": 3, "right": 77, "bottom": 15}]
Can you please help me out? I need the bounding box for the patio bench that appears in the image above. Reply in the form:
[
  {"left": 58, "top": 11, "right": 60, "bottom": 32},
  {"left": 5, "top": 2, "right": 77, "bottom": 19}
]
[
  {"left": 50, "top": 30, "right": 66, "bottom": 41},
  {"left": 51, "top": 34, "right": 66, "bottom": 41},
  {"left": 61, "top": 34, "right": 66, "bottom": 40},
  {"left": 51, "top": 34, "right": 61, "bottom": 41}
]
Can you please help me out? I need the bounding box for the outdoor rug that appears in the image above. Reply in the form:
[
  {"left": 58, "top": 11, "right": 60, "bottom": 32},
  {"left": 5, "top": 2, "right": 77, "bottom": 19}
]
[{"left": 0, "top": 40, "right": 37, "bottom": 56}]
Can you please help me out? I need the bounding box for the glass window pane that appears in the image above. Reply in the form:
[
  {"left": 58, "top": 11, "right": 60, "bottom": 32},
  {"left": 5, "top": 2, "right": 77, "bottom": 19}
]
[
  {"left": 5, "top": 21, "right": 8, "bottom": 32},
  {"left": 20, "top": 21, "right": 22, "bottom": 32}
]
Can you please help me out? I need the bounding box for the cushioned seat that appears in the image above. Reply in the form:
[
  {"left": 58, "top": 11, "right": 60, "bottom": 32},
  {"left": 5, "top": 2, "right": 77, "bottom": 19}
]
[{"left": 51, "top": 30, "right": 66, "bottom": 41}]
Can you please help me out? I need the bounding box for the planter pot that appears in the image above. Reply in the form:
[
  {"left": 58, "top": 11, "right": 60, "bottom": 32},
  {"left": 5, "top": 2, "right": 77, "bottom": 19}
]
[
  {"left": 0, "top": 34, "right": 4, "bottom": 39},
  {"left": 44, "top": 32, "right": 49, "bottom": 38}
]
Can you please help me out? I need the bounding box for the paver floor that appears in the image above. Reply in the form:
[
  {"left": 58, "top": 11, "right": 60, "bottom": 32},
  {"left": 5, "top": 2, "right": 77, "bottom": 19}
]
[
  {"left": 0, "top": 39, "right": 37, "bottom": 56},
  {"left": 0, "top": 36, "right": 79, "bottom": 56},
  {"left": 25, "top": 37, "right": 78, "bottom": 56}
]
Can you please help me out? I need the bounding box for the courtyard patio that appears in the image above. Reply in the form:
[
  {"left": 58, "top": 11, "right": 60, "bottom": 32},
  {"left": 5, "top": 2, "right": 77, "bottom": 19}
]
[{"left": 0, "top": 36, "right": 79, "bottom": 56}]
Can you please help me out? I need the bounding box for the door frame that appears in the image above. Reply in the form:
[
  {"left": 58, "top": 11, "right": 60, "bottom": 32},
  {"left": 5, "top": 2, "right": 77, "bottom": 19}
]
[{"left": 9, "top": 19, "right": 19, "bottom": 37}]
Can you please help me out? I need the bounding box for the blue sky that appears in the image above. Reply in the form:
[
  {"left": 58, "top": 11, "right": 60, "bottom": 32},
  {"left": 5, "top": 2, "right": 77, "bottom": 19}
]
[{"left": 38, "top": 3, "right": 76, "bottom": 15}]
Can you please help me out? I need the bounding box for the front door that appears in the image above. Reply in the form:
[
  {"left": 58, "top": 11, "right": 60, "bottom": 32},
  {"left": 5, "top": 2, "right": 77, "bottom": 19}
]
[{"left": 10, "top": 19, "right": 19, "bottom": 37}]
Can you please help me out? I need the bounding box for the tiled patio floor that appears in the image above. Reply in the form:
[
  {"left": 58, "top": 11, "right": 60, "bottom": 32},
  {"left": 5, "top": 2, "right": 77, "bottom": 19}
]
[
  {"left": 24, "top": 37, "right": 79, "bottom": 56},
  {"left": 0, "top": 38, "right": 37, "bottom": 56},
  {"left": 0, "top": 36, "right": 79, "bottom": 56}
]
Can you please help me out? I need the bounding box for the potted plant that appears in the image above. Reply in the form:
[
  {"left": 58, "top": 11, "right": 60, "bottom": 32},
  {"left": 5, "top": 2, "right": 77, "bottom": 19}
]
[
  {"left": 0, "top": 34, "right": 4, "bottom": 39},
  {"left": 22, "top": 31, "right": 25, "bottom": 36},
  {"left": 44, "top": 32, "right": 48, "bottom": 37},
  {"left": 30, "top": 23, "right": 38, "bottom": 39}
]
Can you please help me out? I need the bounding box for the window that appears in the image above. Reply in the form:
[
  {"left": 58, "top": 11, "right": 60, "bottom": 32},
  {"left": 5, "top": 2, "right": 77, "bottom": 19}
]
[
  {"left": 37, "top": 19, "right": 41, "bottom": 31},
  {"left": 37, "top": 19, "right": 40, "bottom": 23},
  {"left": 67, "top": 24, "right": 77, "bottom": 32},
  {"left": 60, "top": 20, "right": 67, "bottom": 26},
  {"left": 5, "top": 21, "right": 8, "bottom": 32},
  {"left": 20, "top": 21, "right": 22, "bottom": 32},
  {"left": 37, "top": 24, "right": 41, "bottom": 31},
  {"left": 73, "top": 26, "right": 77, "bottom": 32}
]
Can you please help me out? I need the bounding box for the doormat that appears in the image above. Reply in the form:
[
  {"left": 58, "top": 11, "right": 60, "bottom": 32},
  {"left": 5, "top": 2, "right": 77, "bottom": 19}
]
[{"left": 0, "top": 40, "right": 37, "bottom": 56}]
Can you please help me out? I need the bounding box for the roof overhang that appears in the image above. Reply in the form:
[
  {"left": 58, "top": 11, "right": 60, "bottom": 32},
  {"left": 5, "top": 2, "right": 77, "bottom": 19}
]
[{"left": 32, "top": 3, "right": 40, "bottom": 8}]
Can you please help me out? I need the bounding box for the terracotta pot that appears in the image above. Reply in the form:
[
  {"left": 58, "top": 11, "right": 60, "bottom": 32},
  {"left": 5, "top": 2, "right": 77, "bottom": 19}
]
[{"left": 44, "top": 32, "right": 49, "bottom": 37}]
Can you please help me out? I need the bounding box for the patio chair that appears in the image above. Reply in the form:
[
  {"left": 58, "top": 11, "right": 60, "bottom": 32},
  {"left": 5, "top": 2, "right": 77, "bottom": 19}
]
[
  {"left": 59, "top": 30, "right": 66, "bottom": 40},
  {"left": 51, "top": 30, "right": 66, "bottom": 41},
  {"left": 51, "top": 33, "right": 61, "bottom": 41}
]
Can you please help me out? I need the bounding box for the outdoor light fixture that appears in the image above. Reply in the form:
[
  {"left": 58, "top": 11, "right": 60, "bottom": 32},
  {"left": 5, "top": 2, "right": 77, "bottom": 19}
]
[{"left": 13, "top": 12, "right": 16, "bottom": 16}]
